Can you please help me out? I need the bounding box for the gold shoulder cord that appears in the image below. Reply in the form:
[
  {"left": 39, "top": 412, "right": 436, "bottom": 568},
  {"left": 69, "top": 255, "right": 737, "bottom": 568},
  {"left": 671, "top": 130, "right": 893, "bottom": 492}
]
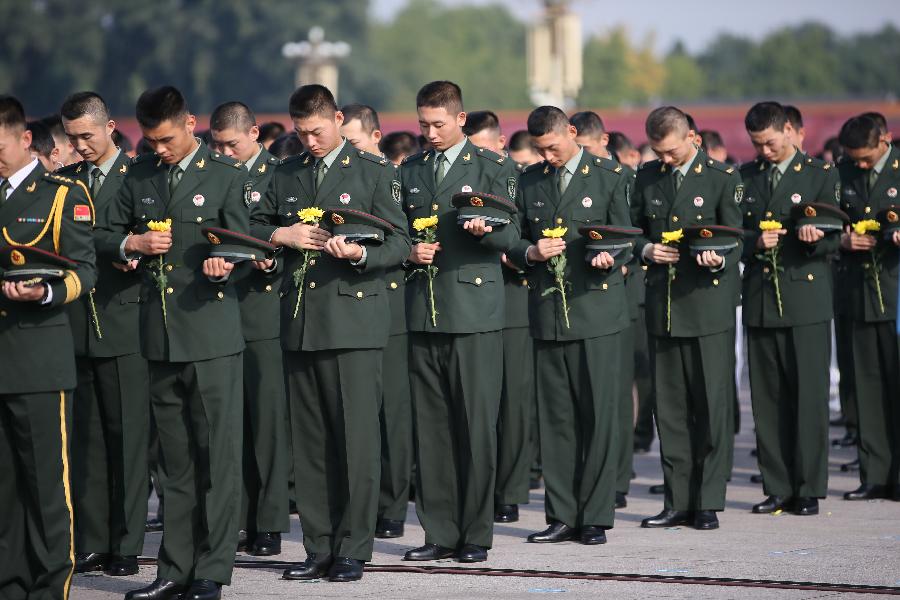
[{"left": 2, "top": 184, "right": 69, "bottom": 250}]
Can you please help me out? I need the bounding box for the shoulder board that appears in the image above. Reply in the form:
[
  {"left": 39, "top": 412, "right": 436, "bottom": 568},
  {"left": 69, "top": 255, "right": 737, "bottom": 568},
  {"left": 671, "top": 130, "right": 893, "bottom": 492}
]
[
  {"left": 475, "top": 146, "right": 504, "bottom": 164},
  {"left": 802, "top": 154, "right": 831, "bottom": 170},
  {"left": 42, "top": 172, "right": 76, "bottom": 186},
  {"left": 704, "top": 157, "right": 735, "bottom": 174},
  {"left": 738, "top": 160, "right": 760, "bottom": 174},
  {"left": 130, "top": 152, "right": 157, "bottom": 166},
  {"left": 55, "top": 162, "right": 83, "bottom": 176},
  {"left": 593, "top": 155, "right": 623, "bottom": 173},
  {"left": 356, "top": 149, "right": 389, "bottom": 165},
  {"left": 266, "top": 155, "right": 279, "bottom": 165},
  {"left": 638, "top": 159, "right": 662, "bottom": 172},
  {"left": 209, "top": 152, "right": 242, "bottom": 168},
  {"left": 402, "top": 151, "right": 427, "bottom": 165},
  {"left": 279, "top": 152, "right": 305, "bottom": 166},
  {"left": 522, "top": 161, "right": 546, "bottom": 175}
]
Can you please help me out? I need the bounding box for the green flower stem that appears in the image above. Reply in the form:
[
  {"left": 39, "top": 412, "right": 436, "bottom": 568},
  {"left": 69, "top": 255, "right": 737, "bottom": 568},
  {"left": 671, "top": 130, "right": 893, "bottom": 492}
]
[{"left": 88, "top": 289, "right": 102, "bottom": 340}]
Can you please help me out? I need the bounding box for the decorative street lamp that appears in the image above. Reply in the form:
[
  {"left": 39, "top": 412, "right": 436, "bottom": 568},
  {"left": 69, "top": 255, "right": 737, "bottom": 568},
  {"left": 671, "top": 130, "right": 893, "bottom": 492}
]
[
  {"left": 282, "top": 26, "right": 351, "bottom": 99},
  {"left": 527, "top": 0, "right": 583, "bottom": 109}
]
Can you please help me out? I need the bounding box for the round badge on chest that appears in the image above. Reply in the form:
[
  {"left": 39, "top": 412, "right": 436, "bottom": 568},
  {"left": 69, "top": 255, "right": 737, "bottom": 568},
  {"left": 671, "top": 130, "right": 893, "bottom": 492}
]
[
  {"left": 582, "top": 197, "right": 592, "bottom": 208},
  {"left": 693, "top": 196, "right": 704, "bottom": 207},
  {"left": 791, "top": 193, "right": 802, "bottom": 204}
]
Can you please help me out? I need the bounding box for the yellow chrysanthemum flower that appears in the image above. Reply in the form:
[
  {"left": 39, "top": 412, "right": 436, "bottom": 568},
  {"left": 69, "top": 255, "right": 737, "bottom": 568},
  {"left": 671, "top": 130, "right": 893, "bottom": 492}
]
[
  {"left": 661, "top": 228, "right": 683, "bottom": 244},
  {"left": 541, "top": 226, "right": 568, "bottom": 238},
  {"left": 852, "top": 219, "right": 881, "bottom": 235},
  {"left": 298, "top": 207, "right": 325, "bottom": 224},
  {"left": 759, "top": 220, "right": 783, "bottom": 231},
  {"left": 147, "top": 218, "right": 172, "bottom": 232},
  {"left": 413, "top": 216, "right": 439, "bottom": 231}
]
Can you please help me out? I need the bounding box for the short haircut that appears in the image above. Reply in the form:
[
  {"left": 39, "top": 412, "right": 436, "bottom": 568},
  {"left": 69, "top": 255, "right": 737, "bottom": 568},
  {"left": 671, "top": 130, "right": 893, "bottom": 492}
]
[
  {"left": 645, "top": 106, "right": 690, "bottom": 142},
  {"left": 288, "top": 85, "right": 337, "bottom": 120},
  {"left": 210, "top": 101, "right": 256, "bottom": 133},
  {"left": 60, "top": 91, "right": 110, "bottom": 124},
  {"left": 569, "top": 111, "right": 606, "bottom": 137},
  {"left": 197, "top": 129, "right": 213, "bottom": 145},
  {"left": 416, "top": 81, "right": 463, "bottom": 114},
  {"left": 685, "top": 113, "right": 698, "bottom": 132},
  {"left": 0, "top": 95, "right": 26, "bottom": 131},
  {"left": 136, "top": 137, "right": 154, "bottom": 155},
  {"left": 39, "top": 114, "right": 66, "bottom": 141},
  {"left": 838, "top": 115, "right": 882, "bottom": 150},
  {"left": 699, "top": 129, "right": 725, "bottom": 151},
  {"left": 268, "top": 132, "right": 305, "bottom": 160},
  {"left": 527, "top": 106, "right": 571, "bottom": 137},
  {"left": 379, "top": 131, "right": 418, "bottom": 162},
  {"left": 26, "top": 120, "right": 55, "bottom": 158},
  {"left": 462, "top": 110, "right": 501, "bottom": 136},
  {"left": 745, "top": 102, "right": 787, "bottom": 133},
  {"left": 859, "top": 111, "right": 888, "bottom": 135},
  {"left": 259, "top": 121, "right": 286, "bottom": 143},
  {"left": 607, "top": 131, "right": 635, "bottom": 154},
  {"left": 341, "top": 103, "right": 380, "bottom": 134},
  {"left": 508, "top": 130, "right": 535, "bottom": 152},
  {"left": 112, "top": 128, "right": 133, "bottom": 152},
  {"left": 784, "top": 105, "right": 803, "bottom": 129},
  {"left": 135, "top": 86, "right": 189, "bottom": 129},
  {"left": 822, "top": 136, "right": 843, "bottom": 161}
]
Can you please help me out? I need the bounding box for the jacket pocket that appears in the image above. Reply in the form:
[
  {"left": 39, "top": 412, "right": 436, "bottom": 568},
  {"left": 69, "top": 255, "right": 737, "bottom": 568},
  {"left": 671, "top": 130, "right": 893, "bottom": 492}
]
[
  {"left": 338, "top": 279, "right": 381, "bottom": 299},
  {"left": 457, "top": 266, "right": 496, "bottom": 287}
]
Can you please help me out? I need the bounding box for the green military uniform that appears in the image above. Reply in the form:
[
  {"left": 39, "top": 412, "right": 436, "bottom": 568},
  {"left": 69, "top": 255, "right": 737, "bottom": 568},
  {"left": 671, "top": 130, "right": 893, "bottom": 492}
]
[
  {"left": 96, "top": 140, "right": 248, "bottom": 586},
  {"left": 399, "top": 139, "right": 520, "bottom": 550},
  {"left": 510, "top": 149, "right": 631, "bottom": 530},
  {"left": 631, "top": 148, "right": 743, "bottom": 513},
  {"left": 57, "top": 151, "right": 151, "bottom": 562},
  {"left": 740, "top": 151, "right": 841, "bottom": 499},
  {"left": 235, "top": 147, "right": 290, "bottom": 540},
  {"left": 631, "top": 260, "right": 656, "bottom": 452},
  {"left": 0, "top": 162, "right": 97, "bottom": 599},
  {"left": 837, "top": 146, "right": 900, "bottom": 492},
  {"left": 251, "top": 141, "right": 410, "bottom": 561}
]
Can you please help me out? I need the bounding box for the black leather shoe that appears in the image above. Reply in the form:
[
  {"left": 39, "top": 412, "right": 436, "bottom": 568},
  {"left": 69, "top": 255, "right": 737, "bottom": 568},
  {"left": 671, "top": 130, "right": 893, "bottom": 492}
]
[
  {"left": 750, "top": 473, "right": 764, "bottom": 484},
  {"left": 641, "top": 510, "right": 691, "bottom": 528},
  {"left": 124, "top": 578, "right": 188, "bottom": 600},
  {"left": 186, "top": 579, "right": 221, "bottom": 600},
  {"left": 283, "top": 554, "right": 333, "bottom": 580},
  {"left": 793, "top": 497, "right": 819, "bottom": 515},
  {"left": 752, "top": 495, "right": 790, "bottom": 514},
  {"left": 693, "top": 510, "right": 719, "bottom": 530},
  {"left": 236, "top": 529, "right": 252, "bottom": 553},
  {"left": 328, "top": 557, "right": 364, "bottom": 582},
  {"left": 494, "top": 504, "right": 519, "bottom": 523},
  {"left": 457, "top": 544, "right": 487, "bottom": 563},
  {"left": 104, "top": 555, "right": 138, "bottom": 576},
  {"left": 648, "top": 484, "right": 665, "bottom": 495},
  {"left": 832, "top": 432, "right": 857, "bottom": 447},
  {"left": 527, "top": 521, "right": 577, "bottom": 543},
  {"left": 840, "top": 458, "right": 860, "bottom": 472},
  {"left": 375, "top": 518, "right": 405, "bottom": 538},
  {"left": 615, "top": 492, "right": 627, "bottom": 509},
  {"left": 580, "top": 526, "right": 607, "bottom": 545},
  {"left": 250, "top": 532, "right": 281, "bottom": 556},
  {"left": 892, "top": 487, "right": 900, "bottom": 502},
  {"left": 844, "top": 484, "right": 888, "bottom": 500},
  {"left": 403, "top": 544, "right": 455, "bottom": 561},
  {"left": 145, "top": 518, "right": 163, "bottom": 533},
  {"left": 74, "top": 552, "right": 108, "bottom": 573}
]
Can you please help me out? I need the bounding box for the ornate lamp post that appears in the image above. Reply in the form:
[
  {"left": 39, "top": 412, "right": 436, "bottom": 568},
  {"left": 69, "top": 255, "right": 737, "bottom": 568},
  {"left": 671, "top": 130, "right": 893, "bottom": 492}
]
[{"left": 282, "top": 26, "right": 351, "bottom": 99}]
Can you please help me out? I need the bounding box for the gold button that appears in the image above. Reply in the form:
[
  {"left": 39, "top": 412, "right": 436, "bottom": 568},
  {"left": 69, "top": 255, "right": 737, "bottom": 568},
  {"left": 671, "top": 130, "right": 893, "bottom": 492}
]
[
  {"left": 602, "top": 283, "right": 609, "bottom": 290},
  {"left": 696, "top": 215, "right": 702, "bottom": 220},
  {"left": 0, "top": 310, "right": 7, "bottom": 317},
  {"left": 521, "top": 279, "right": 528, "bottom": 286},
  {"left": 165, "top": 264, "right": 173, "bottom": 272},
  {"left": 475, "top": 277, "right": 483, "bottom": 285},
  {"left": 713, "top": 278, "right": 719, "bottom": 286},
  {"left": 265, "top": 284, "right": 272, "bottom": 292},
  {"left": 432, "top": 204, "right": 439, "bottom": 210},
  {"left": 356, "top": 291, "right": 364, "bottom": 298},
  {"left": 747, "top": 212, "right": 752, "bottom": 216},
  {"left": 309, "top": 259, "right": 316, "bottom": 266},
  {"left": 166, "top": 287, "right": 174, "bottom": 294},
  {"left": 765, "top": 211, "right": 773, "bottom": 218},
  {"left": 533, "top": 217, "right": 540, "bottom": 223},
  {"left": 807, "top": 273, "right": 814, "bottom": 281},
  {"left": 91, "top": 288, "right": 96, "bottom": 293},
  {"left": 556, "top": 217, "right": 563, "bottom": 225},
  {"left": 672, "top": 216, "right": 679, "bottom": 222},
  {"left": 196, "top": 216, "right": 202, "bottom": 223},
  {"left": 642, "top": 265, "right": 648, "bottom": 271},
  {"left": 287, "top": 212, "right": 292, "bottom": 217},
  {"left": 390, "top": 282, "right": 398, "bottom": 290},
  {"left": 865, "top": 206, "right": 872, "bottom": 214},
  {"left": 863, "top": 262, "right": 871, "bottom": 268},
  {"left": 309, "top": 281, "right": 316, "bottom": 289},
  {"left": 763, "top": 267, "right": 770, "bottom": 274},
  {"left": 216, "top": 291, "right": 224, "bottom": 299}
]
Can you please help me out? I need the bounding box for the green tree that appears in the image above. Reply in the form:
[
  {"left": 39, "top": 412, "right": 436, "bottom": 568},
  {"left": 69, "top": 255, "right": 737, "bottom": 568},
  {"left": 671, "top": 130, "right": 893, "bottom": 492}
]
[
  {"left": 661, "top": 42, "right": 706, "bottom": 102},
  {"left": 579, "top": 27, "right": 663, "bottom": 108}
]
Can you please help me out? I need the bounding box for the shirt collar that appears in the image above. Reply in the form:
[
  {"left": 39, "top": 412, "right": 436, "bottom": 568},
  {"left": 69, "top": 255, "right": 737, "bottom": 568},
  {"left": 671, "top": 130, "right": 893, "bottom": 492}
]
[
  {"left": 675, "top": 147, "right": 699, "bottom": 178},
  {"left": 562, "top": 147, "right": 584, "bottom": 176},
  {"left": 174, "top": 139, "right": 202, "bottom": 173},
  {"left": 318, "top": 139, "right": 346, "bottom": 170},
  {"left": 437, "top": 136, "right": 468, "bottom": 167},
  {"left": 773, "top": 149, "right": 798, "bottom": 175},
  {"left": 245, "top": 144, "right": 264, "bottom": 172},
  {"left": 5, "top": 158, "right": 39, "bottom": 193},
  {"left": 872, "top": 144, "right": 892, "bottom": 175},
  {"left": 93, "top": 149, "right": 121, "bottom": 177}
]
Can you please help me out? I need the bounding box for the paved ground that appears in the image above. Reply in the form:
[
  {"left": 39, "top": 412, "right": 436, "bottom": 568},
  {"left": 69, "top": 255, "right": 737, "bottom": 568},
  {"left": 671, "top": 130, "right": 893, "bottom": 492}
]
[{"left": 72, "top": 387, "right": 900, "bottom": 599}]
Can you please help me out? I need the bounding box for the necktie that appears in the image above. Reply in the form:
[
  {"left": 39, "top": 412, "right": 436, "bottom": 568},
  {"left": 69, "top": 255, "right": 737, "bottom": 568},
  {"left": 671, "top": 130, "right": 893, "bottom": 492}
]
[
  {"left": 315, "top": 161, "right": 328, "bottom": 192},
  {"left": 90, "top": 167, "right": 103, "bottom": 199},
  {"left": 168, "top": 165, "right": 183, "bottom": 197},
  {"left": 770, "top": 164, "right": 781, "bottom": 194},
  {"left": 868, "top": 169, "right": 879, "bottom": 193},
  {"left": 0, "top": 179, "right": 10, "bottom": 204},
  {"left": 673, "top": 169, "right": 683, "bottom": 192},
  {"left": 558, "top": 166, "right": 569, "bottom": 195},
  {"left": 435, "top": 153, "right": 447, "bottom": 186}
]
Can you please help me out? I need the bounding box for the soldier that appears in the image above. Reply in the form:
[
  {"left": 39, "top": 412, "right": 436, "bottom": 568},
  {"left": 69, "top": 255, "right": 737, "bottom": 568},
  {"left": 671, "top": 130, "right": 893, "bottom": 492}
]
[
  {"left": 209, "top": 101, "right": 288, "bottom": 557},
  {"left": 699, "top": 130, "right": 730, "bottom": 164},
  {"left": 462, "top": 110, "right": 533, "bottom": 525},
  {"left": 632, "top": 106, "right": 743, "bottom": 531},
  {"left": 54, "top": 92, "right": 151, "bottom": 577},
  {"left": 784, "top": 105, "right": 806, "bottom": 153},
  {"left": 400, "top": 81, "right": 520, "bottom": 563},
  {"left": 507, "top": 130, "right": 542, "bottom": 169},
  {"left": 740, "top": 101, "right": 842, "bottom": 516},
  {"left": 96, "top": 86, "right": 249, "bottom": 600},
  {"left": 341, "top": 102, "right": 414, "bottom": 540},
  {"left": 837, "top": 114, "right": 900, "bottom": 501},
  {"left": 258, "top": 122, "right": 286, "bottom": 150},
  {"left": 39, "top": 114, "right": 80, "bottom": 168},
  {"left": 0, "top": 94, "right": 97, "bottom": 600},
  {"left": 26, "top": 120, "right": 59, "bottom": 172},
  {"left": 608, "top": 132, "right": 642, "bottom": 171},
  {"left": 511, "top": 106, "right": 631, "bottom": 545},
  {"left": 251, "top": 85, "right": 410, "bottom": 582},
  {"left": 381, "top": 131, "right": 419, "bottom": 167}
]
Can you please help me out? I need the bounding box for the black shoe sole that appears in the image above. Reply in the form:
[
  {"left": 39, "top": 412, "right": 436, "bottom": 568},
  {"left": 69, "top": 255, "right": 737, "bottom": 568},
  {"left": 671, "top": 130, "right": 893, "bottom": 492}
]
[
  {"left": 375, "top": 531, "right": 404, "bottom": 539},
  {"left": 457, "top": 555, "right": 487, "bottom": 563}
]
